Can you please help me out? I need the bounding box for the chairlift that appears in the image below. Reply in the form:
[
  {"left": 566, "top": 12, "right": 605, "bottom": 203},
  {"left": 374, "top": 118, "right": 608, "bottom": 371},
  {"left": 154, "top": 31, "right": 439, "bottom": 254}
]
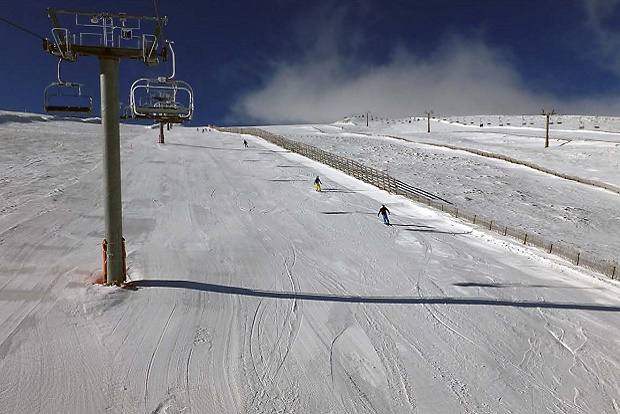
[
  {"left": 129, "top": 40, "right": 194, "bottom": 122},
  {"left": 44, "top": 59, "right": 93, "bottom": 114},
  {"left": 130, "top": 78, "right": 193, "bottom": 121}
]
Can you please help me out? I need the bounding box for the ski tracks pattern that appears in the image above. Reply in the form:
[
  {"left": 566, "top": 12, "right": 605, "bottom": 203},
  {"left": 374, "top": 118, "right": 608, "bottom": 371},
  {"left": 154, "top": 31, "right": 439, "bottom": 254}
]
[{"left": 248, "top": 243, "right": 303, "bottom": 413}]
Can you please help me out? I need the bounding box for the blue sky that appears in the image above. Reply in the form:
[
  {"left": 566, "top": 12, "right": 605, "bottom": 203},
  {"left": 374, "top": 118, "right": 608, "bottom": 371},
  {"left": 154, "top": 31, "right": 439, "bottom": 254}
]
[{"left": 1, "top": 0, "right": 620, "bottom": 125}]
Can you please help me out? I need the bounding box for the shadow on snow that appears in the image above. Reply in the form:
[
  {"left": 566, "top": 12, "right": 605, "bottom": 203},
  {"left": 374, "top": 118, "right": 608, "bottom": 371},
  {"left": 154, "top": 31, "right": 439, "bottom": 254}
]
[
  {"left": 320, "top": 188, "right": 358, "bottom": 193},
  {"left": 453, "top": 282, "right": 600, "bottom": 290},
  {"left": 127, "top": 280, "right": 620, "bottom": 312}
]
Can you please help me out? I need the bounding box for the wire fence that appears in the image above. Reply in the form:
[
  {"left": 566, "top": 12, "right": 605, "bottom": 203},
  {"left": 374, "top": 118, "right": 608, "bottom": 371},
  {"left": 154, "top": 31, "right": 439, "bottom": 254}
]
[{"left": 218, "top": 126, "right": 618, "bottom": 280}]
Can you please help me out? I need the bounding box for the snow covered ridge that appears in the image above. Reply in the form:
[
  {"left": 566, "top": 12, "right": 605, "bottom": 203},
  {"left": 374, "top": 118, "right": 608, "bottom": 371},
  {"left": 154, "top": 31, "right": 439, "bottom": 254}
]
[
  {"left": 0, "top": 110, "right": 101, "bottom": 124},
  {"left": 0, "top": 111, "right": 53, "bottom": 124},
  {"left": 220, "top": 126, "right": 619, "bottom": 280},
  {"left": 343, "top": 113, "right": 620, "bottom": 133}
]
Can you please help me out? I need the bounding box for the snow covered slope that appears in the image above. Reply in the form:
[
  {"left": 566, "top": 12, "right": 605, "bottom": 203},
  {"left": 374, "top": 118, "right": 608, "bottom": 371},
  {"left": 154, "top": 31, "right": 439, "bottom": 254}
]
[
  {"left": 265, "top": 116, "right": 620, "bottom": 264},
  {"left": 1, "top": 113, "right": 620, "bottom": 413}
]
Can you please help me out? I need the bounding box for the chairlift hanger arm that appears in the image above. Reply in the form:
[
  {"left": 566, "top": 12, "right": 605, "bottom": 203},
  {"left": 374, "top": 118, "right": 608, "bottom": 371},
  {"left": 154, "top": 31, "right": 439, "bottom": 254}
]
[
  {"left": 56, "top": 59, "right": 64, "bottom": 84},
  {"left": 165, "top": 40, "right": 175, "bottom": 80},
  {"left": 55, "top": 59, "right": 83, "bottom": 87}
]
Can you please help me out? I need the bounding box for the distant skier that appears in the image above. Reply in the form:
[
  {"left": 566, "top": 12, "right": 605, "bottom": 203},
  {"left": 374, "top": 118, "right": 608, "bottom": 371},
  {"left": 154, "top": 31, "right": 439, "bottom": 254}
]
[
  {"left": 378, "top": 204, "right": 390, "bottom": 225},
  {"left": 314, "top": 176, "right": 322, "bottom": 192},
  {"left": 243, "top": 139, "right": 248, "bottom": 148}
]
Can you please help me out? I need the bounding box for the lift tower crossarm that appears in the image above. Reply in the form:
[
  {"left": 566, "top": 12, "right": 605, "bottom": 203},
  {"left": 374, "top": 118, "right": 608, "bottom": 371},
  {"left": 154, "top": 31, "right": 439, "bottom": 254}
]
[
  {"left": 45, "top": 9, "right": 167, "bottom": 62},
  {"left": 47, "top": 9, "right": 166, "bottom": 25}
]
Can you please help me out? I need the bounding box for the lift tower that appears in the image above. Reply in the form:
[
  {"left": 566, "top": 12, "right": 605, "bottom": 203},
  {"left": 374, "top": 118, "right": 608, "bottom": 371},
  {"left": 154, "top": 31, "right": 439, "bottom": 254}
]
[{"left": 44, "top": 9, "right": 168, "bottom": 284}]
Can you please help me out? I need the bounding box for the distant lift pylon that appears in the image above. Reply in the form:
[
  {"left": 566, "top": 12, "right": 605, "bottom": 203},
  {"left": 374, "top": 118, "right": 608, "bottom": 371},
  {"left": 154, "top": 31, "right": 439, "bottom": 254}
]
[{"left": 44, "top": 58, "right": 93, "bottom": 114}]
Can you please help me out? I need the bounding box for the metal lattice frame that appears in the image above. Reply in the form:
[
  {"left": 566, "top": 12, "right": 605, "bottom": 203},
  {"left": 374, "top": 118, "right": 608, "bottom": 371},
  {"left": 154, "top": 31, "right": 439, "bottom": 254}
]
[{"left": 44, "top": 9, "right": 167, "bottom": 63}]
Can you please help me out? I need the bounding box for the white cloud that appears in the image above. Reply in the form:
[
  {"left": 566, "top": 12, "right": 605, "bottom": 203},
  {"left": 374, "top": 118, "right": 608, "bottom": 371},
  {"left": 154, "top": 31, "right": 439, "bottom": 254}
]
[{"left": 230, "top": 6, "right": 620, "bottom": 124}]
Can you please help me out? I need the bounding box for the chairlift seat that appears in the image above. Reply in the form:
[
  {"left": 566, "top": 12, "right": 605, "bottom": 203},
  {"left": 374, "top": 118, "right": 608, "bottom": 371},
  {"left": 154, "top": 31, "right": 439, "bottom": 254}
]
[
  {"left": 134, "top": 106, "right": 189, "bottom": 115},
  {"left": 45, "top": 105, "right": 92, "bottom": 114}
]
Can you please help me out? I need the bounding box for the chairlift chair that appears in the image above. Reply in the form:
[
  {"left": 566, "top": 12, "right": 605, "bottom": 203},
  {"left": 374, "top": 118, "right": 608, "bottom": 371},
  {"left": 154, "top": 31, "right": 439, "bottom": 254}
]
[
  {"left": 130, "top": 77, "right": 193, "bottom": 122},
  {"left": 44, "top": 59, "right": 93, "bottom": 114},
  {"left": 129, "top": 40, "right": 194, "bottom": 123}
]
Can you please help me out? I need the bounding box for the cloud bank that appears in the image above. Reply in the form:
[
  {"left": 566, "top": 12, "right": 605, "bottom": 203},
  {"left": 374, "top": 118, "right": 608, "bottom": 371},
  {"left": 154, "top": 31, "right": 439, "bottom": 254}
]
[{"left": 231, "top": 4, "right": 620, "bottom": 124}]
